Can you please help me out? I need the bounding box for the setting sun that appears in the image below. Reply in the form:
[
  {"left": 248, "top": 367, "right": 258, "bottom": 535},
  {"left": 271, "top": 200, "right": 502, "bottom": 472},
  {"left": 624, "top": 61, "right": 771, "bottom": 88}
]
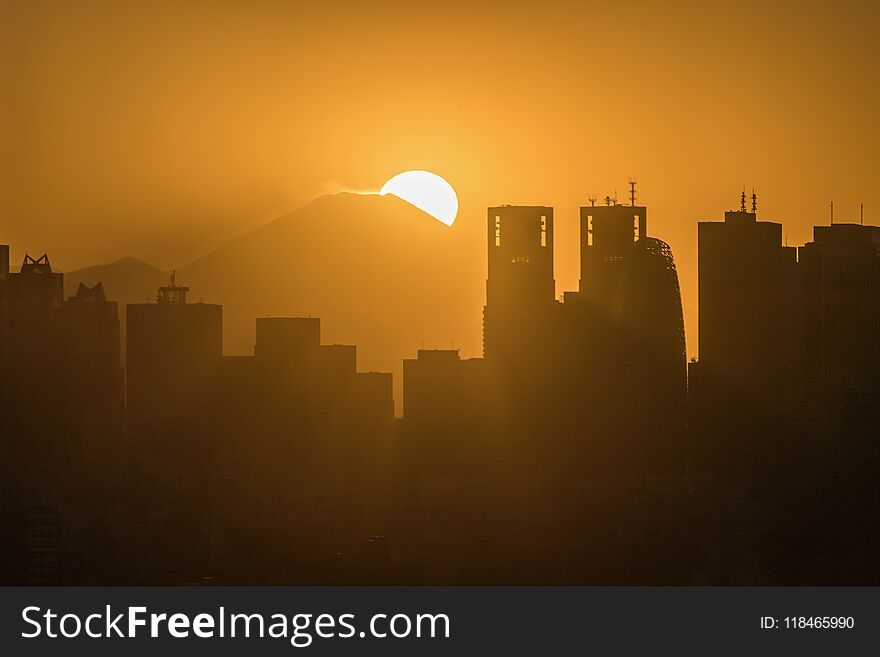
[{"left": 379, "top": 170, "right": 458, "bottom": 226}]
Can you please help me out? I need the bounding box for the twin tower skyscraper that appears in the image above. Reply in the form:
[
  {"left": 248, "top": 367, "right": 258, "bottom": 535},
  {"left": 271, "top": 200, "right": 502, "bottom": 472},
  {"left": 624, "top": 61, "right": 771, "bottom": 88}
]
[{"left": 481, "top": 192, "right": 686, "bottom": 478}]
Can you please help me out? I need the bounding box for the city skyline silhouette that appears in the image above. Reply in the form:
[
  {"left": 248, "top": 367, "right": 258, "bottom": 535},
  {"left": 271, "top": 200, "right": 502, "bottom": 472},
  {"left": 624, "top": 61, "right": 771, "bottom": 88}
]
[{"left": 2, "top": 186, "right": 878, "bottom": 585}]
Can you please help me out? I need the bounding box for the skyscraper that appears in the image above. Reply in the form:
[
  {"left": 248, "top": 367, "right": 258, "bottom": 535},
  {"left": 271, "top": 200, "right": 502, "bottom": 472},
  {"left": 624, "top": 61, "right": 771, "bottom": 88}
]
[
  {"left": 483, "top": 205, "right": 557, "bottom": 363},
  {"left": 126, "top": 273, "right": 223, "bottom": 463},
  {"left": 798, "top": 222, "right": 880, "bottom": 394},
  {"left": 58, "top": 283, "right": 124, "bottom": 462},
  {"left": 695, "top": 194, "right": 797, "bottom": 399},
  {"left": 563, "top": 192, "right": 687, "bottom": 476}
]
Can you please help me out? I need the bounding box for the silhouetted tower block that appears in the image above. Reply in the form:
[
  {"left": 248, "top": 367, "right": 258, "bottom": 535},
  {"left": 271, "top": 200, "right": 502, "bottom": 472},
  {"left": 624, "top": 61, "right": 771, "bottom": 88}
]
[
  {"left": 799, "top": 222, "right": 880, "bottom": 394},
  {"left": 126, "top": 274, "right": 222, "bottom": 459},
  {"left": 313, "top": 343, "right": 357, "bottom": 377},
  {"left": 579, "top": 199, "right": 647, "bottom": 312},
  {"left": 251, "top": 317, "right": 322, "bottom": 443},
  {"left": 58, "top": 282, "right": 124, "bottom": 459},
  {"left": 564, "top": 193, "right": 686, "bottom": 475},
  {"left": 0, "top": 253, "right": 66, "bottom": 461},
  {"left": 62, "top": 283, "right": 120, "bottom": 374},
  {"left": 404, "top": 349, "right": 466, "bottom": 423},
  {"left": 255, "top": 316, "right": 321, "bottom": 364},
  {"left": 401, "top": 349, "right": 494, "bottom": 580},
  {"left": 0, "top": 251, "right": 102, "bottom": 586},
  {"left": 484, "top": 206, "right": 556, "bottom": 361},
  {"left": 572, "top": 194, "right": 686, "bottom": 388},
  {"left": 309, "top": 343, "right": 358, "bottom": 420},
  {"left": 8, "top": 254, "right": 63, "bottom": 306},
  {"left": 403, "top": 349, "right": 493, "bottom": 471},
  {"left": 697, "top": 198, "right": 797, "bottom": 398},
  {"left": 486, "top": 205, "right": 555, "bottom": 308}
]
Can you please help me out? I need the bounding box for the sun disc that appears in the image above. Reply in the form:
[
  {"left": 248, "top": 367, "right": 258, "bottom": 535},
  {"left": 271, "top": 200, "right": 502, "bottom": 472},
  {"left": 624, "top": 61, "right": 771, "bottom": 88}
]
[{"left": 379, "top": 170, "right": 458, "bottom": 226}]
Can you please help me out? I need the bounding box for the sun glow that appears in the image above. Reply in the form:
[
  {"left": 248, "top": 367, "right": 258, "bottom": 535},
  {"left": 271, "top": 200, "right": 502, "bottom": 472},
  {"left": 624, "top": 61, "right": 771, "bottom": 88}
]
[{"left": 379, "top": 170, "right": 458, "bottom": 226}]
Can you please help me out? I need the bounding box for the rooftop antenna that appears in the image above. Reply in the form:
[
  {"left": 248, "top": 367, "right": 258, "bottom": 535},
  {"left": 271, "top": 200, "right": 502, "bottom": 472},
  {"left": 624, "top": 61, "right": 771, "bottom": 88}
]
[
  {"left": 589, "top": 195, "right": 597, "bottom": 207},
  {"left": 860, "top": 202, "right": 864, "bottom": 225},
  {"left": 830, "top": 201, "right": 834, "bottom": 225},
  {"left": 740, "top": 188, "right": 747, "bottom": 212},
  {"left": 751, "top": 189, "right": 757, "bottom": 214},
  {"left": 628, "top": 179, "right": 637, "bottom": 207}
]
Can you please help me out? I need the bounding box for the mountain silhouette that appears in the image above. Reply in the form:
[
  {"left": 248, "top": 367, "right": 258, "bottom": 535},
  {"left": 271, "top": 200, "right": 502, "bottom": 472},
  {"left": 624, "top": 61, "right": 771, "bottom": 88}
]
[
  {"left": 64, "top": 193, "right": 486, "bottom": 410},
  {"left": 66, "top": 256, "right": 169, "bottom": 305}
]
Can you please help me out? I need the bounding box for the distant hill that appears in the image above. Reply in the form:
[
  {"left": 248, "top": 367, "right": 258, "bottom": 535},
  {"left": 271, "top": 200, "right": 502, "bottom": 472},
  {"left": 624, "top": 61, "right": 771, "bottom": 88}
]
[
  {"left": 65, "top": 193, "right": 487, "bottom": 410},
  {"left": 64, "top": 256, "right": 169, "bottom": 305}
]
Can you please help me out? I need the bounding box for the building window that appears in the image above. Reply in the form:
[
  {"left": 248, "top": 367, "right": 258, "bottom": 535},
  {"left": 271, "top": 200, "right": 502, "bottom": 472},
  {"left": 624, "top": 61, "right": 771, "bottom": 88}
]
[
  {"left": 540, "top": 215, "right": 547, "bottom": 247},
  {"left": 495, "top": 216, "right": 501, "bottom": 246}
]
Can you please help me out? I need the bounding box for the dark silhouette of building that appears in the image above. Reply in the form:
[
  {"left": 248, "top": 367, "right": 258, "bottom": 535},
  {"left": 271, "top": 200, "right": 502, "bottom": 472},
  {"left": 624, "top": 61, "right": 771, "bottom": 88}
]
[
  {"left": 483, "top": 205, "right": 556, "bottom": 363},
  {"left": 126, "top": 273, "right": 222, "bottom": 465},
  {"left": 687, "top": 193, "right": 802, "bottom": 526},
  {"left": 400, "top": 350, "right": 495, "bottom": 582},
  {"left": 59, "top": 282, "right": 125, "bottom": 461},
  {"left": 0, "top": 249, "right": 124, "bottom": 584},
  {"left": 799, "top": 222, "right": 880, "bottom": 394},
  {"left": 562, "top": 191, "right": 687, "bottom": 477},
  {"left": 206, "top": 316, "right": 395, "bottom": 583},
  {"left": 688, "top": 196, "right": 880, "bottom": 584},
  {"left": 0, "top": 251, "right": 65, "bottom": 584},
  {"left": 693, "top": 192, "right": 798, "bottom": 400},
  {"left": 396, "top": 187, "right": 691, "bottom": 584},
  {"left": 797, "top": 221, "right": 880, "bottom": 582}
]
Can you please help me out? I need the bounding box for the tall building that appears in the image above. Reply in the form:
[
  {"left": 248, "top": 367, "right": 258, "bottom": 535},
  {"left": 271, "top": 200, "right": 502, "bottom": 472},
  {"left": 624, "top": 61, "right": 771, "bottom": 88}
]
[
  {"left": 576, "top": 194, "right": 685, "bottom": 391},
  {"left": 126, "top": 273, "right": 223, "bottom": 462},
  {"left": 483, "top": 205, "right": 556, "bottom": 363},
  {"left": 798, "top": 222, "right": 880, "bottom": 395},
  {"left": 0, "top": 252, "right": 65, "bottom": 584},
  {"left": 58, "top": 283, "right": 124, "bottom": 462},
  {"left": 0, "top": 253, "right": 66, "bottom": 462},
  {"left": 401, "top": 349, "right": 493, "bottom": 582},
  {"left": 695, "top": 193, "right": 798, "bottom": 399},
  {"left": 578, "top": 195, "right": 647, "bottom": 307},
  {"left": 560, "top": 191, "right": 687, "bottom": 477},
  {"left": 0, "top": 249, "right": 124, "bottom": 584},
  {"left": 403, "top": 349, "right": 491, "bottom": 460}
]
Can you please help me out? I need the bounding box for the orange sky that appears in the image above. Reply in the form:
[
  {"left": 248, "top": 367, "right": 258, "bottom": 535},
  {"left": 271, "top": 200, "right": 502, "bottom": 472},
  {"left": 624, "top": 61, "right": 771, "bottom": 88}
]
[{"left": 3, "top": 0, "right": 879, "bottom": 357}]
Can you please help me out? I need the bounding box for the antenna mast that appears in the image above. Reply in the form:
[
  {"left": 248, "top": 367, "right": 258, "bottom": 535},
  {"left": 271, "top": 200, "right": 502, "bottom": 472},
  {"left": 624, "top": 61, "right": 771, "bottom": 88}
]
[{"left": 629, "top": 179, "right": 637, "bottom": 207}]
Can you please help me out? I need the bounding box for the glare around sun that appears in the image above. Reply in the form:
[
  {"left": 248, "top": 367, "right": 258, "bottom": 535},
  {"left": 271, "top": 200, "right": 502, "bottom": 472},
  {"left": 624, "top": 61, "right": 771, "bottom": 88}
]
[{"left": 379, "top": 170, "right": 458, "bottom": 226}]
